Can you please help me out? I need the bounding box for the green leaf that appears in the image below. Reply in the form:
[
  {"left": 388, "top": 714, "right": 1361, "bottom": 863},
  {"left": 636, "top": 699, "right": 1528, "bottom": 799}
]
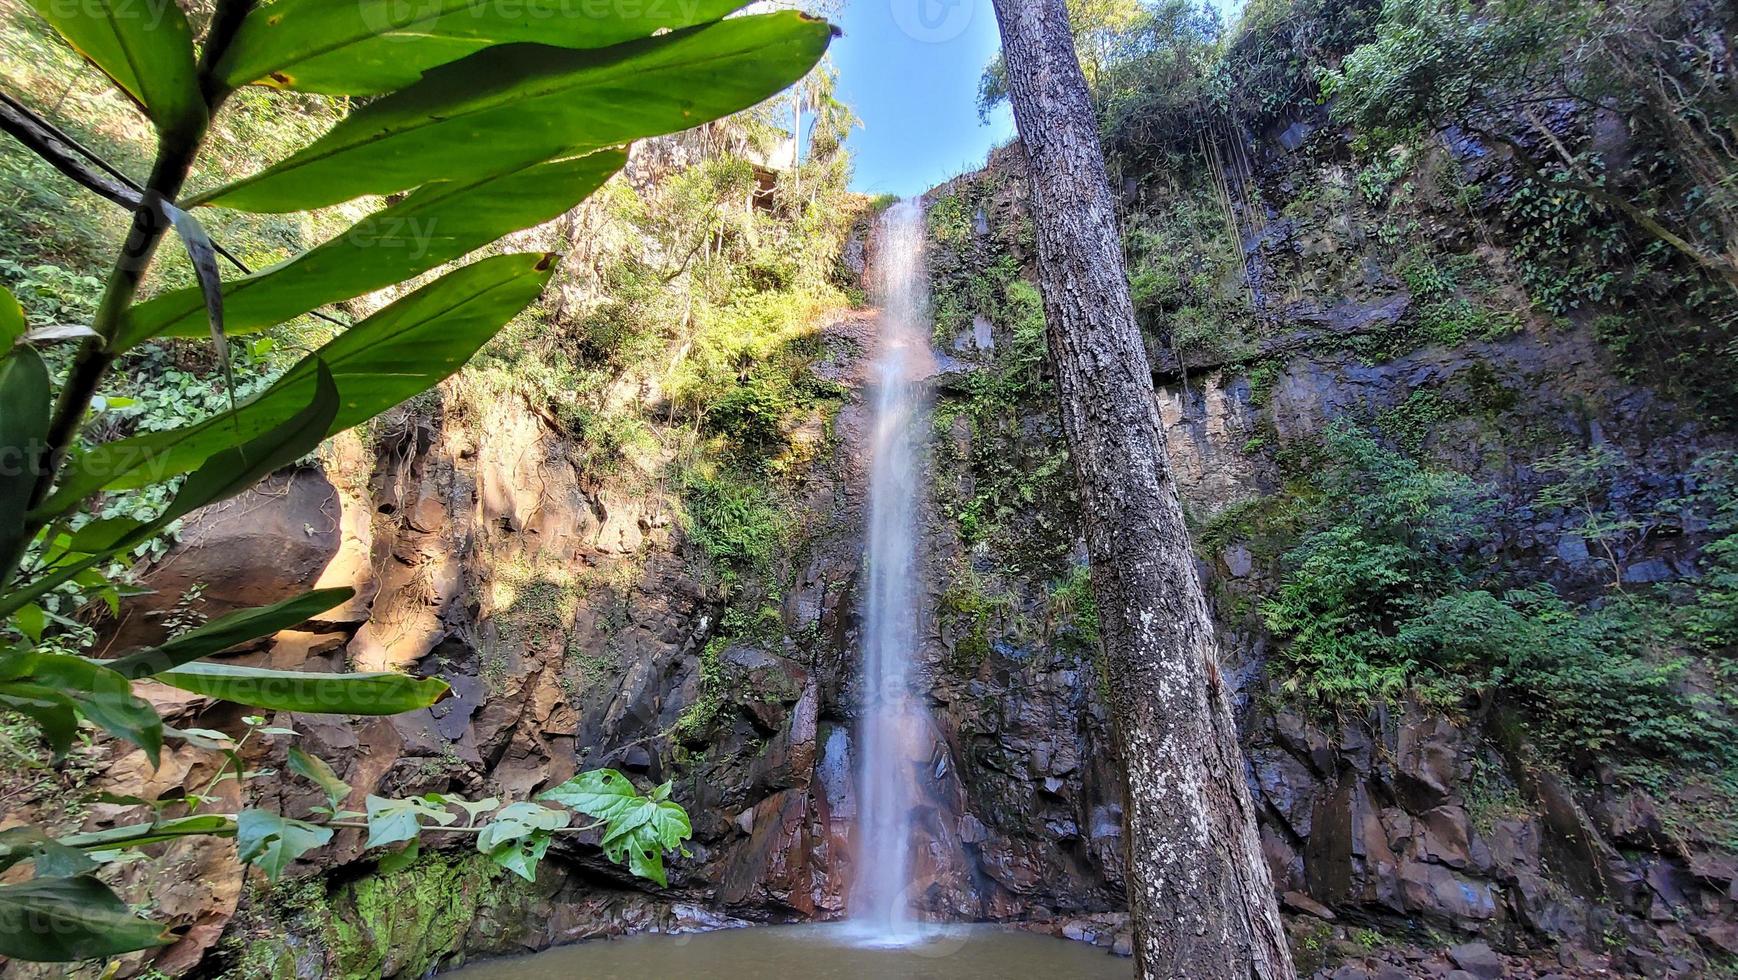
[
  {"left": 476, "top": 801, "right": 567, "bottom": 855},
  {"left": 476, "top": 802, "right": 566, "bottom": 883},
  {"left": 0, "top": 285, "right": 22, "bottom": 348},
  {"left": 58, "top": 814, "right": 237, "bottom": 850},
  {"left": 216, "top": 0, "right": 749, "bottom": 95},
  {"left": 27, "top": 0, "right": 205, "bottom": 139},
  {"left": 375, "top": 838, "right": 419, "bottom": 873},
  {"left": 438, "top": 794, "right": 499, "bottom": 826},
  {"left": 362, "top": 794, "right": 453, "bottom": 849},
  {"left": 236, "top": 809, "right": 332, "bottom": 880},
  {"left": 156, "top": 198, "right": 231, "bottom": 397},
  {"left": 538, "top": 768, "right": 641, "bottom": 821},
  {"left": 155, "top": 662, "right": 451, "bottom": 716},
  {"left": 40, "top": 255, "right": 553, "bottom": 514},
  {"left": 0, "top": 827, "right": 86, "bottom": 876},
  {"left": 104, "top": 587, "right": 356, "bottom": 678},
  {"left": 0, "top": 683, "right": 79, "bottom": 758},
  {"left": 0, "top": 876, "right": 170, "bottom": 961},
  {"left": 121, "top": 151, "right": 623, "bottom": 347},
  {"left": 24, "top": 654, "right": 162, "bottom": 766},
  {"left": 190, "top": 14, "right": 835, "bottom": 213},
  {"left": 31, "top": 840, "right": 97, "bottom": 878},
  {"left": 13, "top": 604, "right": 46, "bottom": 644},
  {"left": 626, "top": 839, "right": 667, "bottom": 887},
  {"left": 288, "top": 747, "right": 350, "bottom": 810},
  {"left": 539, "top": 769, "right": 689, "bottom": 886},
  {"left": 0, "top": 363, "right": 339, "bottom": 623},
  {"left": 486, "top": 829, "right": 551, "bottom": 882},
  {"left": 0, "top": 827, "right": 51, "bottom": 873},
  {"left": 0, "top": 345, "right": 50, "bottom": 575},
  {"left": 153, "top": 359, "right": 339, "bottom": 529}
]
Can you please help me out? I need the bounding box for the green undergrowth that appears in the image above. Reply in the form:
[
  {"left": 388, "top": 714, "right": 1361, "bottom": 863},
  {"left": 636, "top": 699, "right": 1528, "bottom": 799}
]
[
  {"left": 927, "top": 177, "right": 1078, "bottom": 578},
  {"left": 1219, "top": 423, "right": 1738, "bottom": 791}
]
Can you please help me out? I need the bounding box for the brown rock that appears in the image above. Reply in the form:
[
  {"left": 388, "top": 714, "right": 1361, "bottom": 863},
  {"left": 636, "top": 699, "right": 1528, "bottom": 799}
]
[{"left": 1282, "top": 890, "right": 1337, "bottom": 921}]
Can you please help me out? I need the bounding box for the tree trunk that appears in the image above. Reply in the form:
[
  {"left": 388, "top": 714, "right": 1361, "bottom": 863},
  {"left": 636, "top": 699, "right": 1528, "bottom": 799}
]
[{"left": 985, "top": 0, "right": 1296, "bottom": 976}]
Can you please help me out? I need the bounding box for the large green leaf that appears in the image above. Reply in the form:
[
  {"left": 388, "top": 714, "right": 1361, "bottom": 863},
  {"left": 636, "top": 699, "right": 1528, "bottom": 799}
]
[
  {"left": 0, "top": 876, "right": 170, "bottom": 961},
  {"left": 40, "top": 655, "right": 162, "bottom": 763},
  {"left": 37, "top": 254, "right": 552, "bottom": 516},
  {"left": 121, "top": 151, "right": 623, "bottom": 348},
  {"left": 156, "top": 361, "right": 339, "bottom": 528},
  {"left": 236, "top": 809, "right": 332, "bottom": 880},
  {"left": 28, "top": 0, "right": 204, "bottom": 138},
  {"left": 104, "top": 587, "right": 356, "bottom": 679},
  {"left": 216, "top": 0, "right": 749, "bottom": 95},
  {"left": 475, "top": 801, "right": 567, "bottom": 882},
  {"left": 0, "top": 827, "right": 52, "bottom": 873},
  {"left": 58, "top": 814, "right": 237, "bottom": 850},
  {"left": 0, "top": 827, "right": 90, "bottom": 877},
  {"left": 190, "top": 14, "right": 835, "bottom": 213},
  {"left": 0, "top": 345, "right": 50, "bottom": 575},
  {"left": 0, "top": 683, "right": 79, "bottom": 758},
  {"left": 539, "top": 769, "right": 690, "bottom": 886},
  {"left": 155, "top": 662, "right": 451, "bottom": 715}
]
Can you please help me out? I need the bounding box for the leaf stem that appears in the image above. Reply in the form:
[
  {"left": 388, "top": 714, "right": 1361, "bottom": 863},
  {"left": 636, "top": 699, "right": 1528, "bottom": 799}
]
[{"left": 322, "top": 818, "right": 609, "bottom": 835}]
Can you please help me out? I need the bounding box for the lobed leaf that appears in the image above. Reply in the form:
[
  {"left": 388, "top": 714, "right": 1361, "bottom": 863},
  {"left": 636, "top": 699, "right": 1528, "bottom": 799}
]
[
  {"left": 363, "top": 794, "right": 454, "bottom": 849},
  {"left": 539, "top": 770, "right": 690, "bottom": 887},
  {"left": 476, "top": 801, "right": 567, "bottom": 882},
  {"left": 538, "top": 768, "right": 640, "bottom": 821},
  {"left": 236, "top": 809, "right": 332, "bottom": 880}
]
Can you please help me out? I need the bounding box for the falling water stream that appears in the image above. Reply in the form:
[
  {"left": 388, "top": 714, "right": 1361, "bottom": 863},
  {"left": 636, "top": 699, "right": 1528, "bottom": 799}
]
[
  {"left": 851, "top": 198, "right": 933, "bottom": 942},
  {"left": 446, "top": 201, "right": 1132, "bottom": 979}
]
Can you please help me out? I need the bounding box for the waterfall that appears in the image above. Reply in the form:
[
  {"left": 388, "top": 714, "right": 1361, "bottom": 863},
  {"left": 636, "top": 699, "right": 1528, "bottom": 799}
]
[{"left": 851, "top": 199, "right": 932, "bottom": 942}]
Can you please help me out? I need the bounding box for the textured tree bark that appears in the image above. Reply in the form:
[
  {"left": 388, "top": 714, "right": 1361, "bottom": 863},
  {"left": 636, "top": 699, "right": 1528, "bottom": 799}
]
[{"left": 985, "top": 0, "right": 1296, "bottom": 976}]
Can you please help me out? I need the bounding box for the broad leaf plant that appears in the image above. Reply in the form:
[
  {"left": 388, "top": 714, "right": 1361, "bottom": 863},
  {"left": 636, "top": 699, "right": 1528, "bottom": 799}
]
[{"left": 0, "top": 0, "right": 832, "bottom": 962}]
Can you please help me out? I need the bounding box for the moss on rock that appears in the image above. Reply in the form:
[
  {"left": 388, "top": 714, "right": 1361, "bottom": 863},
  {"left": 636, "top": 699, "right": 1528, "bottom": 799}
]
[{"left": 229, "top": 852, "right": 539, "bottom": 980}]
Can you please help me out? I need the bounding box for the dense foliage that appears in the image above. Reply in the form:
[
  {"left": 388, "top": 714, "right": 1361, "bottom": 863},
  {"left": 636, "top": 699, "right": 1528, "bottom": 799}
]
[
  {"left": 1253, "top": 428, "right": 1736, "bottom": 783},
  {"left": 0, "top": 0, "right": 831, "bottom": 962},
  {"left": 955, "top": 0, "right": 1738, "bottom": 838}
]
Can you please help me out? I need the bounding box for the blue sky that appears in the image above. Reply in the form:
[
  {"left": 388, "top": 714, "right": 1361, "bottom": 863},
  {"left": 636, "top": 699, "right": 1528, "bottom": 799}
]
[
  {"left": 832, "top": 0, "right": 1015, "bottom": 197},
  {"left": 832, "top": 0, "right": 1245, "bottom": 197}
]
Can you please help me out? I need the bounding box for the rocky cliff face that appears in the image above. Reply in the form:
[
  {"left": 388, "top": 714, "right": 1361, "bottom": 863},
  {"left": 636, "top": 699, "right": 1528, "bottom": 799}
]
[
  {"left": 917, "top": 95, "right": 1738, "bottom": 973},
  {"left": 6, "top": 249, "right": 1129, "bottom": 978},
  {"left": 14, "top": 110, "right": 1738, "bottom": 980}
]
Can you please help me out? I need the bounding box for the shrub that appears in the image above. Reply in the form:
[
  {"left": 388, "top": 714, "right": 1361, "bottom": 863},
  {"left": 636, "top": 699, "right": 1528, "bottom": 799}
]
[{"left": 679, "top": 468, "right": 788, "bottom": 575}]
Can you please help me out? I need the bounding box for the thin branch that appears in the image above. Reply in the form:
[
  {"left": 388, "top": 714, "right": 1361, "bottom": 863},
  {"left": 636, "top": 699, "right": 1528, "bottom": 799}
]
[
  {"left": 0, "top": 86, "right": 349, "bottom": 328},
  {"left": 0, "top": 90, "right": 140, "bottom": 209}
]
